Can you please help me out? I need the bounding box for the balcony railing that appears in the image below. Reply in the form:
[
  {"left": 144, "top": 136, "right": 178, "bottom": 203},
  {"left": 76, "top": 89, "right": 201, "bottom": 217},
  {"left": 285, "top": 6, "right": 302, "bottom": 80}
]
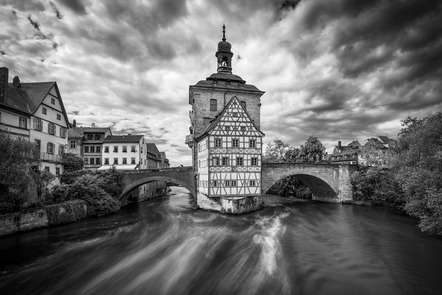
[{"left": 40, "top": 152, "right": 62, "bottom": 163}]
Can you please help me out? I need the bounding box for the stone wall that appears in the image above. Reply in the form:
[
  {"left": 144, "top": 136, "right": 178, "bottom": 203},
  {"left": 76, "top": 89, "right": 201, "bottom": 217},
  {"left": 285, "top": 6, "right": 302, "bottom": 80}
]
[
  {"left": 137, "top": 180, "right": 168, "bottom": 202},
  {"left": 262, "top": 163, "right": 357, "bottom": 202},
  {"left": 190, "top": 88, "right": 263, "bottom": 138},
  {"left": 0, "top": 201, "right": 90, "bottom": 237},
  {"left": 0, "top": 209, "right": 48, "bottom": 236}
]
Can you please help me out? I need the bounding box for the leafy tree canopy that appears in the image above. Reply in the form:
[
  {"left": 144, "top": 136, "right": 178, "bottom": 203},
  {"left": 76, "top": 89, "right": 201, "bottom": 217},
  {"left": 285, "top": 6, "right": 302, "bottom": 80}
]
[
  {"left": 300, "top": 136, "right": 326, "bottom": 162},
  {"left": 62, "top": 153, "right": 84, "bottom": 172}
]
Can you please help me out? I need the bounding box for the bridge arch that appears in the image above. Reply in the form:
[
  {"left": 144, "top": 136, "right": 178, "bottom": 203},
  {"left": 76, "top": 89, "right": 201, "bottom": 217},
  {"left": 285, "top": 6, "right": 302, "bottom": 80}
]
[
  {"left": 262, "top": 163, "right": 355, "bottom": 203},
  {"left": 264, "top": 173, "right": 338, "bottom": 202},
  {"left": 121, "top": 176, "right": 196, "bottom": 199}
]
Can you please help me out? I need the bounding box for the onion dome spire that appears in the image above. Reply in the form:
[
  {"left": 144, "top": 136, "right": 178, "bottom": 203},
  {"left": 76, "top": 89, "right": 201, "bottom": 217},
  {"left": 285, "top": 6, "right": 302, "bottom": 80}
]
[{"left": 216, "top": 24, "right": 233, "bottom": 73}]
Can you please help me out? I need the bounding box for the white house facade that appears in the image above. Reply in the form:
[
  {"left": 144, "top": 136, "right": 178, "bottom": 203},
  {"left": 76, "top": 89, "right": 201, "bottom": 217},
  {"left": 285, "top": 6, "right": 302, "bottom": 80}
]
[{"left": 0, "top": 67, "right": 69, "bottom": 177}]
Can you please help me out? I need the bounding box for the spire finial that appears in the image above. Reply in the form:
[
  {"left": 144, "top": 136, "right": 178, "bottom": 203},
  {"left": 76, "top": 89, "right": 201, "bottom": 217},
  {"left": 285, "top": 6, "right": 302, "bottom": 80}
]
[{"left": 222, "top": 24, "right": 226, "bottom": 42}]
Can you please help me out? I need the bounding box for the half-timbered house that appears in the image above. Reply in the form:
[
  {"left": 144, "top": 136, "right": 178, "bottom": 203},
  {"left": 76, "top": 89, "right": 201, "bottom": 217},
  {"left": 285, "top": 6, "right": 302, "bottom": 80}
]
[{"left": 187, "top": 26, "right": 265, "bottom": 213}]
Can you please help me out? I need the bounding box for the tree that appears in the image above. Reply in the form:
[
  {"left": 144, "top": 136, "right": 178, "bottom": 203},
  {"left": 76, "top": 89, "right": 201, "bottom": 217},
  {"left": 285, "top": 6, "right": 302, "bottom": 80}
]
[
  {"left": 350, "top": 166, "right": 404, "bottom": 206},
  {"left": 0, "top": 131, "right": 39, "bottom": 208},
  {"left": 67, "top": 174, "right": 120, "bottom": 216},
  {"left": 36, "top": 169, "right": 55, "bottom": 202},
  {"left": 300, "top": 136, "right": 326, "bottom": 162},
  {"left": 264, "top": 139, "right": 288, "bottom": 162},
  {"left": 284, "top": 146, "right": 301, "bottom": 162},
  {"left": 62, "top": 153, "right": 84, "bottom": 172},
  {"left": 393, "top": 112, "right": 442, "bottom": 234}
]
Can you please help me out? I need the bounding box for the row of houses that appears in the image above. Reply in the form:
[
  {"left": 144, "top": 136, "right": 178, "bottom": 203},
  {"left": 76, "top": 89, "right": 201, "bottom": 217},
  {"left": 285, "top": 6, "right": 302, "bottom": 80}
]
[
  {"left": 329, "top": 136, "right": 398, "bottom": 166},
  {"left": 0, "top": 67, "right": 169, "bottom": 179},
  {"left": 67, "top": 123, "right": 169, "bottom": 171}
]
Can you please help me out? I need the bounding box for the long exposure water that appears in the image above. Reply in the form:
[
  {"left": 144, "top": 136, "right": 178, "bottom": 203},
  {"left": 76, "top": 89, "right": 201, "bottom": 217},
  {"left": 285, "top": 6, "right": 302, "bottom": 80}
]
[{"left": 1, "top": 187, "right": 442, "bottom": 295}]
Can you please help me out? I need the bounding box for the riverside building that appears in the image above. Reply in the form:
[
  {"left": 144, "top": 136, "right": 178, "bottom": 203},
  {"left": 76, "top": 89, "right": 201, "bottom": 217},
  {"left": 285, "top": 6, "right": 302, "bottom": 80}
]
[
  {"left": 186, "top": 26, "right": 265, "bottom": 213},
  {"left": 0, "top": 67, "right": 69, "bottom": 177}
]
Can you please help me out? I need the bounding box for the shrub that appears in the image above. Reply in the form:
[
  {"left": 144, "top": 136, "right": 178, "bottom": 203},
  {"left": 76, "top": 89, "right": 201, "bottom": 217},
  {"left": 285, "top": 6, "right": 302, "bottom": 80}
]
[
  {"left": 62, "top": 153, "right": 84, "bottom": 172},
  {"left": 47, "top": 184, "right": 72, "bottom": 204},
  {"left": 69, "top": 174, "right": 120, "bottom": 217},
  {"left": 60, "top": 170, "right": 89, "bottom": 185},
  {"left": 45, "top": 200, "right": 87, "bottom": 225},
  {"left": 96, "top": 168, "right": 123, "bottom": 199},
  {"left": 350, "top": 166, "right": 404, "bottom": 207}
]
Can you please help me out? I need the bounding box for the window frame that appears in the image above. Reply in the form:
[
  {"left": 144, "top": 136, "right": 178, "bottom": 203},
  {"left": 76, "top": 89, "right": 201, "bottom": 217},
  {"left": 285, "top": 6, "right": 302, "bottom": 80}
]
[
  {"left": 215, "top": 138, "right": 222, "bottom": 148},
  {"left": 19, "top": 116, "right": 27, "bottom": 129},
  {"left": 251, "top": 157, "right": 258, "bottom": 166},
  {"left": 48, "top": 122, "right": 55, "bottom": 135},
  {"left": 210, "top": 99, "right": 217, "bottom": 111}
]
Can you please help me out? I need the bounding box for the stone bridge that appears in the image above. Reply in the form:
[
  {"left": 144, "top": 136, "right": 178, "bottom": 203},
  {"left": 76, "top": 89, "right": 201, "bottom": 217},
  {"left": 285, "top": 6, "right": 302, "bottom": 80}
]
[
  {"left": 119, "top": 163, "right": 357, "bottom": 203},
  {"left": 262, "top": 162, "right": 358, "bottom": 202},
  {"left": 120, "top": 166, "right": 196, "bottom": 198}
]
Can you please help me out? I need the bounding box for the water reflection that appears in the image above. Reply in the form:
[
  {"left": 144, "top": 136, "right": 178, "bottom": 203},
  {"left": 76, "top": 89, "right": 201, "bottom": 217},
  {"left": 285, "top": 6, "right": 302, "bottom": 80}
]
[{"left": 0, "top": 187, "right": 442, "bottom": 295}]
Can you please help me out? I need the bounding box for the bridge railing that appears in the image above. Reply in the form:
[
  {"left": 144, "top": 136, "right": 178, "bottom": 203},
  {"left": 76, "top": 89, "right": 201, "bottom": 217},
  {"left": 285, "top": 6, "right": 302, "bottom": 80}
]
[{"left": 117, "top": 166, "right": 193, "bottom": 174}]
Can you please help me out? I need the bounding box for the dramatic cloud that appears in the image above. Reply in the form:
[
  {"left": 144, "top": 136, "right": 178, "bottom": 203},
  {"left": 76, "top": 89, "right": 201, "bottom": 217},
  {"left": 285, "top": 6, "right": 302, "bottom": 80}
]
[
  {"left": 57, "top": 0, "right": 87, "bottom": 15},
  {"left": 1, "top": 0, "right": 441, "bottom": 165}
]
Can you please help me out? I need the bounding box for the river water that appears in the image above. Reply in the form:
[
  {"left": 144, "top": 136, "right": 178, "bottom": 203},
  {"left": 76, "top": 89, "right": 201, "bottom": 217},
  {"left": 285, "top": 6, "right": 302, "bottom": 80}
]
[{"left": 1, "top": 187, "right": 442, "bottom": 295}]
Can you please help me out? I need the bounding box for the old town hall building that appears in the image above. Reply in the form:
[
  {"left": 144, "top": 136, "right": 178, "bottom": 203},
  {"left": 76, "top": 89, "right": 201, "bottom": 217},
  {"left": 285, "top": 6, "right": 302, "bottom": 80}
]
[{"left": 186, "top": 26, "right": 265, "bottom": 213}]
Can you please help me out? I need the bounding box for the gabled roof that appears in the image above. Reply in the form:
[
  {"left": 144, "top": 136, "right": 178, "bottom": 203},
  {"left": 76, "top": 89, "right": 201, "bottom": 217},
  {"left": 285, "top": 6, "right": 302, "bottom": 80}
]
[
  {"left": 19, "top": 82, "right": 55, "bottom": 113},
  {"left": 68, "top": 126, "right": 112, "bottom": 139},
  {"left": 146, "top": 143, "right": 160, "bottom": 156},
  {"left": 196, "top": 95, "right": 264, "bottom": 141},
  {"left": 377, "top": 135, "right": 390, "bottom": 144},
  {"left": 1, "top": 86, "right": 31, "bottom": 115},
  {"left": 81, "top": 127, "right": 112, "bottom": 133},
  {"left": 103, "top": 135, "right": 143, "bottom": 143},
  {"left": 68, "top": 127, "right": 84, "bottom": 138},
  {"left": 5, "top": 81, "right": 70, "bottom": 126}
]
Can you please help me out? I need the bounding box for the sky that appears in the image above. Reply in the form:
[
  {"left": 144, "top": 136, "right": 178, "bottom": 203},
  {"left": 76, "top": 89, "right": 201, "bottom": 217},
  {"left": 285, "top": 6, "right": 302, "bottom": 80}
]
[{"left": 1, "top": 0, "right": 441, "bottom": 166}]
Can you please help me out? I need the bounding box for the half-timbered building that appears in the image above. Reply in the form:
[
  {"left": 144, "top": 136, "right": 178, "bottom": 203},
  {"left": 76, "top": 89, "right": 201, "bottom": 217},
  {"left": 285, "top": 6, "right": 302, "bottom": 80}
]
[
  {"left": 187, "top": 26, "right": 265, "bottom": 213},
  {"left": 196, "top": 95, "right": 264, "bottom": 199}
]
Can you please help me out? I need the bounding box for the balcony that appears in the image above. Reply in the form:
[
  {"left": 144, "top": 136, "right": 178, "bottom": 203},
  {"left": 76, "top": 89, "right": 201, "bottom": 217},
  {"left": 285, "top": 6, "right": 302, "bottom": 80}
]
[{"left": 40, "top": 152, "right": 62, "bottom": 163}]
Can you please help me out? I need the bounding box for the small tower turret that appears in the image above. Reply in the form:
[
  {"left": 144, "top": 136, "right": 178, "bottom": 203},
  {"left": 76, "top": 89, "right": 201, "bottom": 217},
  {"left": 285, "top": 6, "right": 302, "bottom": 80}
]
[{"left": 216, "top": 24, "right": 233, "bottom": 74}]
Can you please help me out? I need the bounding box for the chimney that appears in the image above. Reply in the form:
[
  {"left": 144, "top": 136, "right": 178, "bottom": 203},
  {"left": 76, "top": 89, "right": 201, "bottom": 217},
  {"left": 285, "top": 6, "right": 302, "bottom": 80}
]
[
  {"left": 91, "top": 122, "right": 95, "bottom": 127},
  {"left": 338, "top": 141, "right": 342, "bottom": 149},
  {"left": 13, "top": 76, "right": 21, "bottom": 88},
  {"left": 0, "top": 67, "right": 8, "bottom": 103}
]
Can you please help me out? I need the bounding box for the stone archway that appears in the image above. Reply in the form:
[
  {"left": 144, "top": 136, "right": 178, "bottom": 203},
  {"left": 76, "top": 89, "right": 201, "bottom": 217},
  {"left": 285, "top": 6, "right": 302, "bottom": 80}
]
[
  {"left": 261, "top": 163, "right": 356, "bottom": 203},
  {"left": 121, "top": 176, "right": 195, "bottom": 200},
  {"left": 264, "top": 173, "right": 338, "bottom": 202}
]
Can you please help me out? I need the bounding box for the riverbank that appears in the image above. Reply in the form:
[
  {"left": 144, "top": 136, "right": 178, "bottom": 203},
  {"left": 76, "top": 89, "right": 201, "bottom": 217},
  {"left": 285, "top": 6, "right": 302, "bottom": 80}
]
[
  {"left": 0, "top": 188, "right": 170, "bottom": 237},
  {"left": 0, "top": 200, "right": 88, "bottom": 236}
]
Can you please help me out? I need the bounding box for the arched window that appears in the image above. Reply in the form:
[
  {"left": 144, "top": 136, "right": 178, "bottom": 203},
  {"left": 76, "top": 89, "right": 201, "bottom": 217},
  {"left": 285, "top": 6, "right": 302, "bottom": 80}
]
[{"left": 210, "top": 99, "right": 217, "bottom": 111}]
